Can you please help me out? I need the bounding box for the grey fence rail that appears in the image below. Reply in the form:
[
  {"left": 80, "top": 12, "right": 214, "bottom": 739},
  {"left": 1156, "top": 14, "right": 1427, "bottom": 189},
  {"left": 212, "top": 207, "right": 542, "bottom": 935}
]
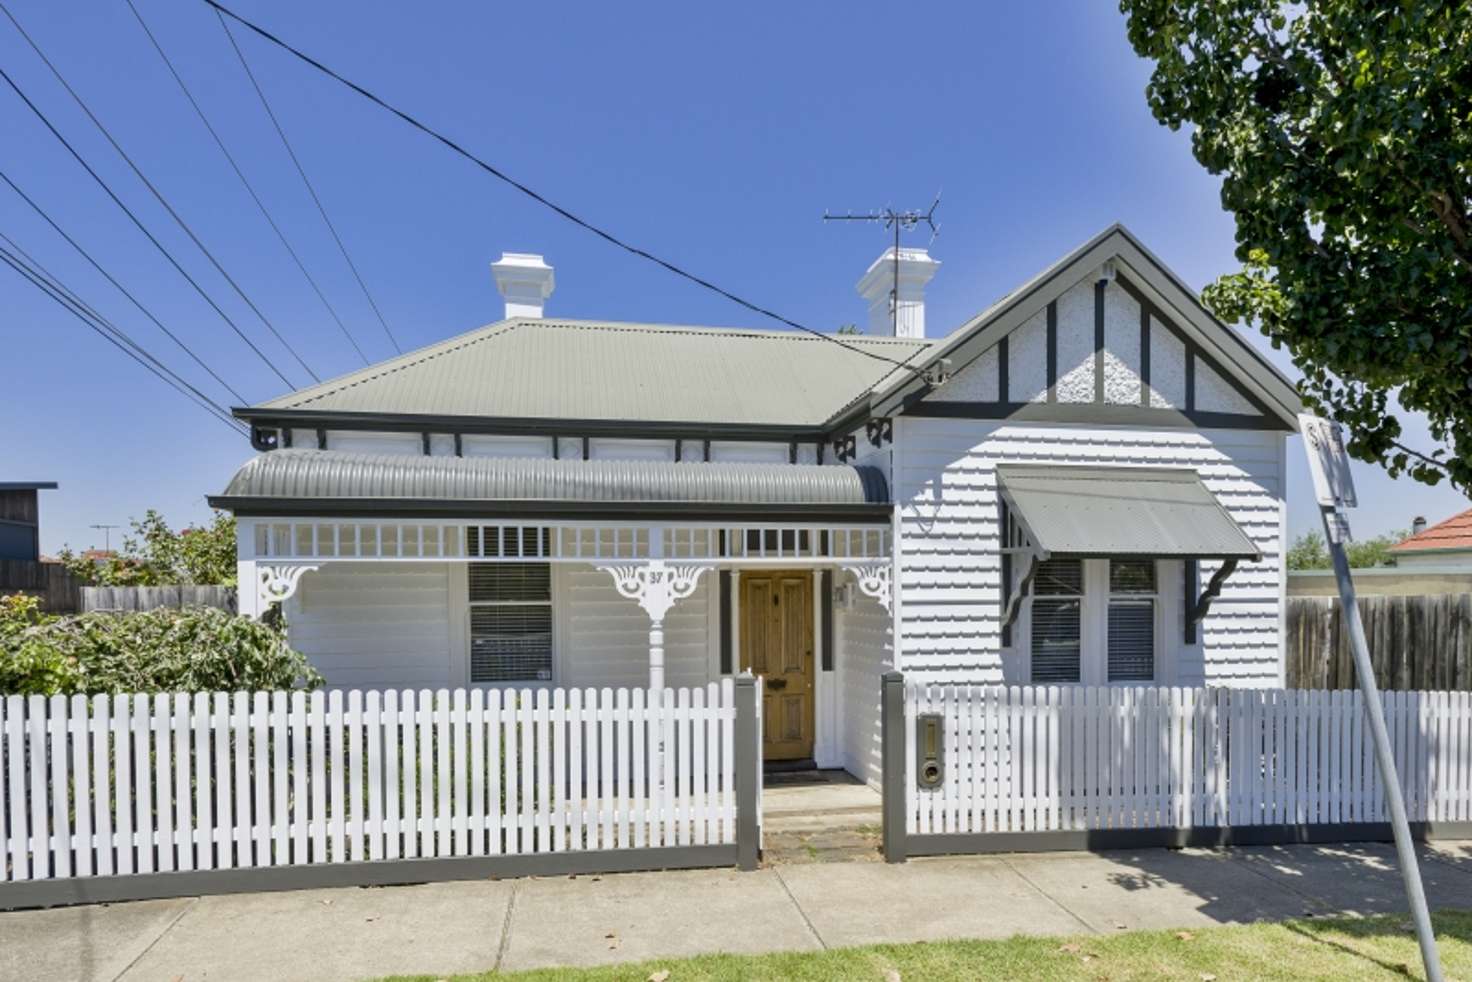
[
  {"left": 79, "top": 585, "right": 237, "bottom": 614},
  {"left": 1286, "top": 593, "right": 1472, "bottom": 691}
]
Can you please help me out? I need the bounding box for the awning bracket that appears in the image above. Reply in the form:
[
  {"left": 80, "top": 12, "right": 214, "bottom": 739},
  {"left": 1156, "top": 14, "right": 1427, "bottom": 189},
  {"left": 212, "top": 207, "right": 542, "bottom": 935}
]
[
  {"left": 1188, "top": 557, "right": 1239, "bottom": 626},
  {"left": 1001, "top": 550, "right": 1040, "bottom": 631}
]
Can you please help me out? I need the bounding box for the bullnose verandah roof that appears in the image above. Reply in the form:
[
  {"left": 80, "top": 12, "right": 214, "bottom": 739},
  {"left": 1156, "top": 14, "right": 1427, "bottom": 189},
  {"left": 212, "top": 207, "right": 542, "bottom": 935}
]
[{"left": 210, "top": 449, "right": 890, "bottom": 521}]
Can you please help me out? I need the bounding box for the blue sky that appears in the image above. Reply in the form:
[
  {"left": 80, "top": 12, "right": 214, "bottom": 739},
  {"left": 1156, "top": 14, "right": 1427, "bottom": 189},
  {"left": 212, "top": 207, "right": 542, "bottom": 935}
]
[{"left": 3, "top": 0, "right": 1466, "bottom": 554}]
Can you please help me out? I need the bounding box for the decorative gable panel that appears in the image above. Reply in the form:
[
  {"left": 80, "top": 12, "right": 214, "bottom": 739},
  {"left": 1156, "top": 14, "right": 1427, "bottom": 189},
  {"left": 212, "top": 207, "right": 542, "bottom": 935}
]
[{"left": 917, "top": 270, "right": 1271, "bottom": 427}]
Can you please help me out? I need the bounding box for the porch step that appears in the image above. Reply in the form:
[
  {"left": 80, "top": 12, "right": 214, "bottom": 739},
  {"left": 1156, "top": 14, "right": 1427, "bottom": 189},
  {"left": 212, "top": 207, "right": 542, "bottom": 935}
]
[{"left": 762, "top": 822, "right": 883, "bottom": 865}]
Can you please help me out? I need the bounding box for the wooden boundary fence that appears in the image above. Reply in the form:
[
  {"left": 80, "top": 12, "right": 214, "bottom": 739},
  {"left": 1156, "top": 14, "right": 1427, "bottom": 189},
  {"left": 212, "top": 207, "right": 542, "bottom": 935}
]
[
  {"left": 1287, "top": 594, "right": 1472, "bottom": 691},
  {"left": 882, "top": 675, "right": 1472, "bottom": 861},
  {"left": 0, "top": 679, "right": 762, "bottom": 908}
]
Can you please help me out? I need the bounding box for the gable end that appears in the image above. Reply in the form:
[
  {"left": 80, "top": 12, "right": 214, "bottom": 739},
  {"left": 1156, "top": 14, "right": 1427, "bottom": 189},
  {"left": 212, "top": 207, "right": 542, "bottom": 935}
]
[{"left": 911, "top": 270, "right": 1286, "bottom": 431}]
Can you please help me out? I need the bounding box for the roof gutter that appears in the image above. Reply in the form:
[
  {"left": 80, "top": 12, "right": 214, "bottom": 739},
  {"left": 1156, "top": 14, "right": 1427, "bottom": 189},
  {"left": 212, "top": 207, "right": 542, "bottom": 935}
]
[
  {"left": 207, "top": 496, "right": 894, "bottom": 524},
  {"left": 234, "top": 408, "right": 833, "bottom": 443}
]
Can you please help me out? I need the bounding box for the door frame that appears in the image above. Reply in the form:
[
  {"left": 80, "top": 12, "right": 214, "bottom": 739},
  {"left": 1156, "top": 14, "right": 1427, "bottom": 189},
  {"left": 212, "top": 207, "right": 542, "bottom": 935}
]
[{"left": 735, "top": 568, "right": 828, "bottom": 765}]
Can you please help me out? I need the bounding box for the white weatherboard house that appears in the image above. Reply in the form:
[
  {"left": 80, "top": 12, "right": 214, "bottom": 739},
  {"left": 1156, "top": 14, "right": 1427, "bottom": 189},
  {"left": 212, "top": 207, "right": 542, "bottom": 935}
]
[{"left": 211, "top": 226, "right": 1302, "bottom": 788}]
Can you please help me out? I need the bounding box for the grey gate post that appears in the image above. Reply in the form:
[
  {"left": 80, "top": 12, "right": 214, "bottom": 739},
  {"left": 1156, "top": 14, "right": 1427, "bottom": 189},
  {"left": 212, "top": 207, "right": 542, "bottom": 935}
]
[
  {"left": 881, "top": 671, "right": 907, "bottom": 863},
  {"left": 734, "top": 673, "right": 761, "bottom": 871}
]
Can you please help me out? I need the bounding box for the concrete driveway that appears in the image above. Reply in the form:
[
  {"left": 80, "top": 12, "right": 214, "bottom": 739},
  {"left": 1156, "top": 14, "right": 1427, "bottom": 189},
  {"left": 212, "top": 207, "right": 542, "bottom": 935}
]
[{"left": 3, "top": 840, "right": 1471, "bottom": 981}]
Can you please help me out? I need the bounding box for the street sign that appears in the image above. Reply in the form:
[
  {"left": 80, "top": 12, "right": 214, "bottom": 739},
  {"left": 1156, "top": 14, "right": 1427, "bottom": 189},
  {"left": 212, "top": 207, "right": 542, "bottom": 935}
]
[
  {"left": 1298, "top": 413, "right": 1443, "bottom": 981},
  {"left": 1299, "top": 413, "right": 1358, "bottom": 510}
]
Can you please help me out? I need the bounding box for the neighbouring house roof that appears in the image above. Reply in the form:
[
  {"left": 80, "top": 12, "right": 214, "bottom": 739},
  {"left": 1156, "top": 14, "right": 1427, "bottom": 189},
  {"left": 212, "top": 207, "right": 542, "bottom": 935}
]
[
  {"left": 996, "top": 465, "right": 1261, "bottom": 560},
  {"left": 0, "top": 482, "right": 58, "bottom": 490},
  {"left": 210, "top": 449, "right": 890, "bottom": 521},
  {"left": 1392, "top": 508, "right": 1472, "bottom": 555},
  {"left": 251, "top": 320, "right": 930, "bottom": 429}
]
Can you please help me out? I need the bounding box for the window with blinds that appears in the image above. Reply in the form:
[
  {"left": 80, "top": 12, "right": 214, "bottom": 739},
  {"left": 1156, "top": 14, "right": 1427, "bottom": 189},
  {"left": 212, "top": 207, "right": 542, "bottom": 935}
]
[
  {"left": 1030, "top": 558, "right": 1083, "bottom": 683},
  {"left": 1107, "top": 559, "right": 1156, "bottom": 682},
  {"left": 468, "top": 563, "right": 552, "bottom": 683}
]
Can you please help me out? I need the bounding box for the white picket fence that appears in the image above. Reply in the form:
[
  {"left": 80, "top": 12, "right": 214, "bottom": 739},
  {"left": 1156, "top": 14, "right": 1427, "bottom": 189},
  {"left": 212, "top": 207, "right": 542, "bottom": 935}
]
[
  {"left": 905, "top": 684, "right": 1472, "bottom": 836},
  {"left": 1, "top": 682, "right": 745, "bottom": 883}
]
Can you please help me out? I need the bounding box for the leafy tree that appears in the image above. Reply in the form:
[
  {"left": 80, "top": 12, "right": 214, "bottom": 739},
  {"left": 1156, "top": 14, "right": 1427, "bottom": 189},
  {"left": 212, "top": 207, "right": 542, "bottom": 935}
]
[
  {"left": 835, "top": 323, "right": 861, "bottom": 336},
  {"left": 1119, "top": 2, "right": 1472, "bottom": 493},
  {"left": 1286, "top": 529, "right": 1407, "bottom": 570},
  {"left": 60, "top": 510, "right": 236, "bottom": 586}
]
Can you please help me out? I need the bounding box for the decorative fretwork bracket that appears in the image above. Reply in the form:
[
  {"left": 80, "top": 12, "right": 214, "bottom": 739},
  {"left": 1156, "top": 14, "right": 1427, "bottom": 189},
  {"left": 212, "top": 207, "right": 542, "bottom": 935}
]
[
  {"left": 1188, "top": 558, "right": 1239, "bottom": 625},
  {"left": 832, "top": 435, "right": 857, "bottom": 463},
  {"left": 865, "top": 417, "right": 893, "bottom": 448},
  {"left": 257, "top": 564, "right": 319, "bottom": 613},
  {"left": 840, "top": 562, "right": 892, "bottom": 613},
  {"left": 596, "top": 560, "right": 712, "bottom": 623}
]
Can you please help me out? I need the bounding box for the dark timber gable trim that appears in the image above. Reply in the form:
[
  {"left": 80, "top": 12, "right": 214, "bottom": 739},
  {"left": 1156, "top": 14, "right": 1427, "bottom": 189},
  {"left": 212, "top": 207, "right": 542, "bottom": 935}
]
[
  {"left": 898, "top": 270, "right": 1288, "bottom": 432},
  {"left": 861, "top": 224, "right": 1302, "bottom": 429}
]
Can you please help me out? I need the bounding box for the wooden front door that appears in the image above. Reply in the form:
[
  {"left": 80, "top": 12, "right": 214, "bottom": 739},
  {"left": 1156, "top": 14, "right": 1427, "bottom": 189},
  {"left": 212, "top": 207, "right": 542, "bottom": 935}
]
[{"left": 740, "top": 570, "right": 815, "bottom": 761}]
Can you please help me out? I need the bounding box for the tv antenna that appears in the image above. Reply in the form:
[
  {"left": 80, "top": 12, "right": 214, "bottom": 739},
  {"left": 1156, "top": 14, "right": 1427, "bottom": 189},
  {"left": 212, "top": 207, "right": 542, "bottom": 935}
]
[
  {"left": 824, "top": 192, "right": 941, "bottom": 339},
  {"left": 89, "top": 523, "right": 119, "bottom": 552}
]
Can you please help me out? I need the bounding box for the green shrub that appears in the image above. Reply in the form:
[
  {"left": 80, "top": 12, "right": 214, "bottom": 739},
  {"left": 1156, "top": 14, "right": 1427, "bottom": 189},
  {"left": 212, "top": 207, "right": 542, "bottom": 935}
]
[{"left": 0, "top": 596, "right": 322, "bottom": 696}]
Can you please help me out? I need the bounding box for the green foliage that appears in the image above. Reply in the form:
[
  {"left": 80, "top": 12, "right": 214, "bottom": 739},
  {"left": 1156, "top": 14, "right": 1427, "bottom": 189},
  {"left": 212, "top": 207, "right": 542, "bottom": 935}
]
[
  {"left": 1286, "top": 529, "right": 1407, "bottom": 570},
  {"left": 0, "top": 597, "right": 321, "bottom": 696},
  {"left": 1286, "top": 531, "right": 1330, "bottom": 570},
  {"left": 835, "top": 323, "right": 861, "bottom": 336},
  {"left": 1119, "top": 1, "right": 1472, "bottom": 493},
  {"left": 60, "top": 509, "right": 237, "bottom": 587}
]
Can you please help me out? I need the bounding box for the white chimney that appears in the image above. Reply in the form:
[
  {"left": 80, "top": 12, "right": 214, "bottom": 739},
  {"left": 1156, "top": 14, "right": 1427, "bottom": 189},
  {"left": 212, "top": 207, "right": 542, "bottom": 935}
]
[
  {"left": 855, "top": 247, "right": 940, "bottom": 339},
  {"left": 491, "top": 253, "right": 555, "bottom": 319}
]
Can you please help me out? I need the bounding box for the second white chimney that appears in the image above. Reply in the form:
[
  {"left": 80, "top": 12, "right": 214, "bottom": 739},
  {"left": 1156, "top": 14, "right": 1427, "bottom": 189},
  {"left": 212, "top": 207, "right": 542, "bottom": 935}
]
[
  {"left": 491, "top": 253, "right": 555, "bottom": 319},
  {"left": 856, "top": 247, "right": 940, "bottom": 339}
]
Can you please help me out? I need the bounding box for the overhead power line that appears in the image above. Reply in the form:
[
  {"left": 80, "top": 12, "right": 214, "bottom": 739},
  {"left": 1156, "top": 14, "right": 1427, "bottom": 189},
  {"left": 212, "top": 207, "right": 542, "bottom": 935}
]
[
  {"left": 0, "top": 166, "right": 247, "bottom": 405},
  {"left": 0, "top": 1, "right": 321, "bottom": 384},
  {"left": 0, "top": 234, "right": 248, "bottom": 434},
  {"left": 122, "top": 0, "right": 370, "bottom": 366},
  {"left": 203, "top": 0, "right": 928, "bottom": 377},
  {"left": 0, "top": 63, "right": 297, "bottom": 392},
  {"left": 215, "top": 10, "right": 401, "bottom": 355}
]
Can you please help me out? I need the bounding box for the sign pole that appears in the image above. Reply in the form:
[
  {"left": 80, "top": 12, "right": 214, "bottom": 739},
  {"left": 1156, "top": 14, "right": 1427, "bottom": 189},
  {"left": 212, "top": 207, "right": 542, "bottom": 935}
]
[{"left": 1301, "top": 415, "right": 1442, "bottom": 982}]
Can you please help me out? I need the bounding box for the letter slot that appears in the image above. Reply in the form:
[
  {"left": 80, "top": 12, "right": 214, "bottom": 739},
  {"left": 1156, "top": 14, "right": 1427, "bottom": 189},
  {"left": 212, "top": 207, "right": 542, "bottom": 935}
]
[{"left": 915, "top": 712, "right": 944, "bottom": 790}]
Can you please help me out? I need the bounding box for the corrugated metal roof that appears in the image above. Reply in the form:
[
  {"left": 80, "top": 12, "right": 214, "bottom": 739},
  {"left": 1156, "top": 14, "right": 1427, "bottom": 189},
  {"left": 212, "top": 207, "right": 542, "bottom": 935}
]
[
  {"left": 997, "top": 465, "right": 1260, "bottom": 560},
  {"left": 218, "top": 449, "right": 888, "bottom": 507},
  {"left": 256, "top": 319, "right": 929, "bottom": 427}
]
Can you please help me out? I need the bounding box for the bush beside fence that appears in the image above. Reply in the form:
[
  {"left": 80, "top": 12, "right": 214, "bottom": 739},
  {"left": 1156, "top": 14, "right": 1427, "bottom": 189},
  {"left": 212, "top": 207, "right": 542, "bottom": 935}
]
[{"left": 0, "top": 680, "right": 761, "bottom": 906}]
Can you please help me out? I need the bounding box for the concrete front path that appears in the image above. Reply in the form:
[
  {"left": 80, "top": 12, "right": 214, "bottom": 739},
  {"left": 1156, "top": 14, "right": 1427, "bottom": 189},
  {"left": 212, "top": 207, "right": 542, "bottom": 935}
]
[{"left": 4, "top": 841, "right": 1472, "bottom": 981}]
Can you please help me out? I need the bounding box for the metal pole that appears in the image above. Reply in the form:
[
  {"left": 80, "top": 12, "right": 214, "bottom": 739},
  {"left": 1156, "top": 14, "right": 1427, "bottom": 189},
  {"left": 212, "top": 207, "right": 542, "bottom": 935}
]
[{"left": 1322, "top": 507, "right": 1443, "bottom": 981}]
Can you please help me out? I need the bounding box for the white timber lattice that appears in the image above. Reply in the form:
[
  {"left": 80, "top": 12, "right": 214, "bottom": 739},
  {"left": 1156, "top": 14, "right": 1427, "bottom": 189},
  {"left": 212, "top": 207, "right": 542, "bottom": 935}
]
[{"left": 243, "top": 519, "right": 889, "bottom": 565}]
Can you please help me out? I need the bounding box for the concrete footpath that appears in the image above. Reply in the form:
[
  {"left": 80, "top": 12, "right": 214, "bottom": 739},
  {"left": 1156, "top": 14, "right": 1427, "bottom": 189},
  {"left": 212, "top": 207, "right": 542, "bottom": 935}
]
[{"left": 4, "top": 840, "right": 1472, "bottom": 982}]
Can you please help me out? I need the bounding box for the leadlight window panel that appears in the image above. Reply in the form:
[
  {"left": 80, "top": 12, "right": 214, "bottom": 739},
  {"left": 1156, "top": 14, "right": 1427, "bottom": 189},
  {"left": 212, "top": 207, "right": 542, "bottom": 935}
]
[
  {"left": 468, "top": 563, "right": 552, "bottom": 682},
  {"left": 1107, "top": 559, "right": 1156, "bottom": 682},
  {"left": 1031, "top": 558, "right": 1082, "bottom": 683}
]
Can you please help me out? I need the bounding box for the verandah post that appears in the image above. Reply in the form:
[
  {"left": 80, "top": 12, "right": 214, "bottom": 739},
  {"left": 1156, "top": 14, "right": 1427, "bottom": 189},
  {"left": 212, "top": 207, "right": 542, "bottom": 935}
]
[{"left": 881, "top": 670, "right": 908, "bottom": 863}]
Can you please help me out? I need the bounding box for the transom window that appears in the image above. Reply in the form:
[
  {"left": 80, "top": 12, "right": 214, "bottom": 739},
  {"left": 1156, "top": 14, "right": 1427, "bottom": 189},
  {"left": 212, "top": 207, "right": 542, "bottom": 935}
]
[
  {"left": 468, "top": 563, "right": 552, "bottom": 683},
  {"left": 1028, "top": 558, "right": 1160, "bottom": 684}
]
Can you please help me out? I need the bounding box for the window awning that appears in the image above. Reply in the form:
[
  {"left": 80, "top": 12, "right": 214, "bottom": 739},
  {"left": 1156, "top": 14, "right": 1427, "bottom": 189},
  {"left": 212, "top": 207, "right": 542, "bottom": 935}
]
[
  {"left": 996, "top": 465, "right": 1261, "bottom": 561},
  {"left": 209, "top": 449, "right": 890, "bottom": 522}
]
